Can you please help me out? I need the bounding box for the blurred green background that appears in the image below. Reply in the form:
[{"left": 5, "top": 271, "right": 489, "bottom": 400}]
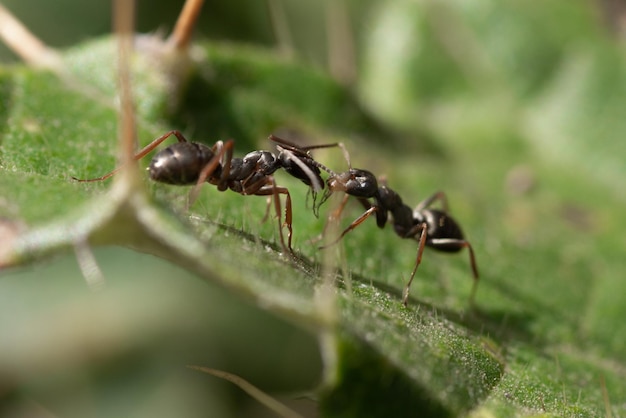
[{"left": 0, "top": 0, "right": 323, "bottom": 63}]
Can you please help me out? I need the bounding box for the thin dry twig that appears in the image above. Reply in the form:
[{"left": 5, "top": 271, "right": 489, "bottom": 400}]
[
  {"left": 325, "top": 1, "right": 356, "bottom": 85},
  {"left": 600, "top": 375, "right": 613, "bottom": 418},
  {"left": 113, "top": 0, "right": 138, "bottom": 174},
  {"left": 266, "top": 0, "right": 294, "bottom": 58},
  {"left": 73, "top": 237, "right": 106, "bottom": 291},
  {"left": 0, "top": 3, "right": 62, "bottom": 68},
  {"left": 188, "top": 365, "right": 305, "bottom": 418},
  {"left": 167, "top": 0, "right": 205, "bottom": 50}
]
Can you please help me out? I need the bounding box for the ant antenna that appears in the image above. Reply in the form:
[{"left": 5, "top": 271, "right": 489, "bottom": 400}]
[
  {"left": 337, "top": 142, "right": 352, "bottom": 169},
  {"left": 308, "top": 156, "right": 338, "bottom": 178}
]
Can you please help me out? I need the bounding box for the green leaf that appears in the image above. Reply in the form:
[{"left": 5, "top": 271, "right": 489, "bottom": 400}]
[{"left": 0, "top": 33, "right": 501, "bottom": 417}]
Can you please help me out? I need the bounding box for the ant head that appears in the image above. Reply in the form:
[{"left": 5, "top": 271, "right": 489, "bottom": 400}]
[
  {"left": 328, "top": 168, "right": 378, "bottom": 198},
  {"left": 277, "top": 149, "right": 325, "bottom": 192}
]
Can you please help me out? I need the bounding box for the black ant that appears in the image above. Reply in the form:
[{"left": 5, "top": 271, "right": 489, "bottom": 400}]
[
  {"left": 315, "top": 147, "right": 479, "bottom": 306},
  {"left": 72, "top": 130, "right": 334, "bottom": 254}
]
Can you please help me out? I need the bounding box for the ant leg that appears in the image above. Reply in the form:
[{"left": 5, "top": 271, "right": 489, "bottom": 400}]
[
  {"left": 415, "top": 191, "right": 449, "bottom": 213},
  {"left": 261, "top": 197, "right": 272, "bottom": 223},
  {"left": 319, "top": 206, "right": 377, "bottom": 249},
  {"left": 402, "top": 223, "right": 428, "bottom": 307},
  {"left": 215, "top": 140, "right": 234, "bottom": 192},
  {"left": 427, "top": 238, "right": 479, "bottom": 306},
  {"left": 316, "top": 193, "right": 351, "bottom": 242},
  {"left": 281, "top": 186, "right": 293, "bottom": 251},
  {"left": 308, "top": 193, "right": 351, "bottom": 245},
  {"left": 268, "top": 134, "right": 339, "bottom": 154},
  {"left": 237, "top": 175, "right": 275, "bottom": 225},
  {"left": 188, "top": 140, "right": 233, "bottom": 207},
  {"left": 73, "top": 130, "right": 189, "bottom": 182},
  {"left": 336, "top": 142, "right": 351, "bottom": 168},
  {"left": 254, "top": 182, "right": 293, "bottom": 254},
  {"left": 328, "top": 194, "right": 351, "bottom": 226},
  {"left": 310, "top": 141, "right": 351, "bottom": 172}
]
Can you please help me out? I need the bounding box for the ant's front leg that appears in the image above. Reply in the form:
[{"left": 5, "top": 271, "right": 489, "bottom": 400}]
[
  {"left": 319, "top": 205, "right": 378, "bottom": 250},
  {"left": 254, "top": 180, "right": 293, "bottom": 255},
  {"left": 402, "top": 223, "right": 428, "bottom": 307},
  {"left": 309, "top": 193, "right": 350, "bottom": 245},
  {"left": 326, "top": 194, "right": 350, "bottom": 229},
  {"left": 238, "top": 173, "right": 276, "bottom": 224}
]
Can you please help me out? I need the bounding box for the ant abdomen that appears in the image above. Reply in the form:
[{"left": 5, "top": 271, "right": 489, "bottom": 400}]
[
  {"left": 149, "top": 142, "right": 218, "bottom": 185},
  {"left": 420, "top": 209, "right": 466, "bottom": 252}
]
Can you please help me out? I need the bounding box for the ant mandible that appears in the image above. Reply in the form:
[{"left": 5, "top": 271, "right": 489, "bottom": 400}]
[
  {"left": 315, "top": 147, "right": 479, "bottom": 307},
  {"left": 72, "top": 130, "right": 333, "bottom": 255}
]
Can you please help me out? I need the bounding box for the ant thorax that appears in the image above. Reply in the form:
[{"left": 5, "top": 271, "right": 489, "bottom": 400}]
[{"left": 236, "top": 151, "right": 280, "bottom": 179}]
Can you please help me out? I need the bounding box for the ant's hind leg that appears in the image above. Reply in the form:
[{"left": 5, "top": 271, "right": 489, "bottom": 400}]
[
  {"left": 414, "top": 191, "right": 449, "bottom": 213},
  {"left": 133, "top": 130, "right": 190, "bottom": 160},
  {"left": 427, "top": 238, "right": 479, "bottom": 306},
  {"left": 187, "top": 140, "right": 233, "bottom": 208},
  {"left": 72, "top": 130, "right": 190, "bottom": 182}
]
